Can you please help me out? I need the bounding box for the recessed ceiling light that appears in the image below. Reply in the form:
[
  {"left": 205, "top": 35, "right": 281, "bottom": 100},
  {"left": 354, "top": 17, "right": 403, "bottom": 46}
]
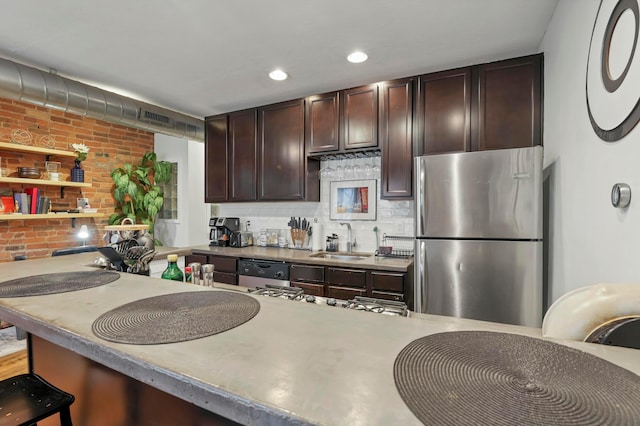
[
  {"left": 347, "top": 51, "right": 368, "bottom": 64},
  {"left": 269, "top": 69, "right": 288, "bottom": 81}
]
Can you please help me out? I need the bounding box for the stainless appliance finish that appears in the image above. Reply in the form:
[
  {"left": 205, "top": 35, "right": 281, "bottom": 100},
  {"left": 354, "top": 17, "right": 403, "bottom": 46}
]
[
  {"left": 237, "top": 259, "right": 290, "bottom": 288},
  {"left": 414, "top": 146, "right": 543, "bottom": 327},
  {"left": 209, "top": 217, "right": 240, "bottom": 246}
]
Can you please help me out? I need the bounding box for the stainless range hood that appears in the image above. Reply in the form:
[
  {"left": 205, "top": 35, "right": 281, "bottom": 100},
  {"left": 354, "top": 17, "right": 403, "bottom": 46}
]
[{"left": 0, "top": 57, "right": 204, "bottom": 141}]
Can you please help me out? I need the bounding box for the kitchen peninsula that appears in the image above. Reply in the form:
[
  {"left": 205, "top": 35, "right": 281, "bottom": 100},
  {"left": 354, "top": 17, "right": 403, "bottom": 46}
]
[{"left": 0, "top": 252, "right": 638, "bottom": 425}]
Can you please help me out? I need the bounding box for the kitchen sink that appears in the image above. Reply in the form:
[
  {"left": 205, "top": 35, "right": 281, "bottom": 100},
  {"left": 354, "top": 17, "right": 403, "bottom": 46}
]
[{"left": 309, "top": 252, "right": 372, "bottom": 261}]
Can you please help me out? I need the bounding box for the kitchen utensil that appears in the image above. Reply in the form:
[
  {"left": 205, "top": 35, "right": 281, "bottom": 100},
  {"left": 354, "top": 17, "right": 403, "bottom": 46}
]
[
  {"left": 97, "top": 246, "right": 125, "bottom": 272},
  {"left": 124, "top": 246, "right": 156, "bottom": 274},
  {"left": 110, "top": 239, "right": 138, "bottom": 256},
  {"left": 136, "top": 230, "right": 155, "bottom": 250}
]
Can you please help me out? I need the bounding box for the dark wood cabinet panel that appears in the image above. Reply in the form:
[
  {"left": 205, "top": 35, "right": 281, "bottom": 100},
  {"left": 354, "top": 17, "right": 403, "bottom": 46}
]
[
  {"left": 290, "top": 264, "right": 325, "bottom": 283},
  {"left": 185, "top": 254, "right": 207, "bottom": 267},
  {"left": 418, "top": 68, "right": 472, "bottom": 155},
  {"left": 186, "top": 254, "right": 237, "bottom": 284},
  {"left": 326, "top": 267, "right": 366, "bottom": 288},
  {"left": 228, "top": 109, "right": 258, "bottom": 201},
  {"left": 326, "top": 286, "right": 366, "bottom": 300},
  {"left": 306, "top": 92, "right": 340, "bottom": 153},
  {"left": 292, "top": 281, "right": 325, "bottom": 296},
  {"left": 477, "top": 54, "right": 542, "bottom": 150},
  {"left": 371, "top": 290, "right": 404, "bottom": 302},
  {"left": 258, "top": 99, "right": 306, "bottom": 200},
  {"left": 342, "top": 84, "right": 379, "bottom": 150},
  {"left": 208, "top": 255, "right": 237, "bottom": 273},
  {"left": 214, "top": 272, "right": 237, "bottom": 285},
  {"left": 371, "top": 271, "right": 404, "bottom": 293},
  {"left": 380, "top": 77, "right": 414, "bottom": 199},
  {"left": 204, "top": 116, "right": 228, "bottom": 203}
]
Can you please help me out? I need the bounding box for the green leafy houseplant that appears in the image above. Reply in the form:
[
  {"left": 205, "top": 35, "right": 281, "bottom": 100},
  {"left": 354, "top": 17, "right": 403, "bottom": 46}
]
[{"left": 109, "top": 152, "right": 172, "bottom": 242}]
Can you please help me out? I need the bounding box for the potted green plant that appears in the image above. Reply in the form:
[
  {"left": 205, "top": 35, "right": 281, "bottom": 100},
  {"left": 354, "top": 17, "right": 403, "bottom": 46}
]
[{"left": 109, "top": 152, "right": 172, "bottom": 244}]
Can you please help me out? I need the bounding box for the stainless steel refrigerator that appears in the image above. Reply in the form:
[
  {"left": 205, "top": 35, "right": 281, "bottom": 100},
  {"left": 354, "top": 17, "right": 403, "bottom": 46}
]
[{"left": 414, "top": 146, "right": 543, "bottom": 327}]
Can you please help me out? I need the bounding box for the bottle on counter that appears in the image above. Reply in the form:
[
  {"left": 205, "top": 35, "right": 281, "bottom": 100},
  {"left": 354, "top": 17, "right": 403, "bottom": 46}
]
[
  {"left": 184, "top": 266, "right": 192, "bottom": 283},
  {"left": 161, "top": 254, "right": 184, "bottom": 282}
]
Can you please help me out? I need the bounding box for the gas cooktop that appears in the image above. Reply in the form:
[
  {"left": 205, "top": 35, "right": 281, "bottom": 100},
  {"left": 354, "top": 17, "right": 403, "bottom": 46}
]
[{"left": 249, "top": 284, "right": 409, "bottom": 317}]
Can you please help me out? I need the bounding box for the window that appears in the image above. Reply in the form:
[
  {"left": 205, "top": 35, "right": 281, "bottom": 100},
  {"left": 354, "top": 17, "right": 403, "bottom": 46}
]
[{"left": 158, "top": 162, "right": 178, "bottom": 220}]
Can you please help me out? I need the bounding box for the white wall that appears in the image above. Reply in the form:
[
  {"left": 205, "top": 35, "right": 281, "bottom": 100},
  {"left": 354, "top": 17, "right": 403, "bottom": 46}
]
[
  {"left": 154, "top": 134, "right": 209, "bottom": 248},
  {"left": 540, "top": 0, "right": 640, "bottom": 303}
]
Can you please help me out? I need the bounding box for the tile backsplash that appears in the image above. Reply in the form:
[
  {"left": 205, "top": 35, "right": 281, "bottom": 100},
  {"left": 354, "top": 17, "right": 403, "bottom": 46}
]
[{"left": 212, "top": 157, "right": 415, "bottom": 253}]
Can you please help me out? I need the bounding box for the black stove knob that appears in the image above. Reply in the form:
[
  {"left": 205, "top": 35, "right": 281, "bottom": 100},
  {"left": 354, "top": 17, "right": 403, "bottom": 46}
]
[
  {"left": 305, "top": 295, "right": 316, "bottom": 303},
  {"left": 326, "top": 298, "right": 337, "bottom": 306}
]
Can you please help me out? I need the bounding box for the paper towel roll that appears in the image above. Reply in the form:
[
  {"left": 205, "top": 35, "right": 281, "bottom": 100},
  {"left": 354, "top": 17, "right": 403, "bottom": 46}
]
[{"left": 311, "top": 223, "right": 323, "bottom": 251}]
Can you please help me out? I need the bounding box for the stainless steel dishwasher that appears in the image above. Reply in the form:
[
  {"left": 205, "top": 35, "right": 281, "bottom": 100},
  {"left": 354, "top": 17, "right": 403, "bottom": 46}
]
[{"left": 237, "top": 259, "right": 290, "bottom": 288}]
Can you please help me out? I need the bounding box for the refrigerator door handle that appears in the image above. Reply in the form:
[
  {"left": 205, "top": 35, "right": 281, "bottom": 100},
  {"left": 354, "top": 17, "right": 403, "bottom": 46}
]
[{"left": 413, "top": 240, "right": 427, "bottom": 313}]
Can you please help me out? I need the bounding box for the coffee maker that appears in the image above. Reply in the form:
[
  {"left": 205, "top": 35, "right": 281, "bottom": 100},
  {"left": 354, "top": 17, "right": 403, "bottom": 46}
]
[{"left": 209, "top": 217, "right": 240, "bottom": 246}]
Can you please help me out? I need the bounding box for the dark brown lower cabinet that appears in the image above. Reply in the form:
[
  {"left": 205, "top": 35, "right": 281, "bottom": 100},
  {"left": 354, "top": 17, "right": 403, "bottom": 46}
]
[
  {"left": 293, "top": 281, "right": 325, "bottom": 296},
  {"left": 187, "top": 253, "right": 238, "bottom": 285},
  {"left": 310, "top": 265, "right": 406, "bottom": 302},
  {"left": 372, "top": 290, "right": 404, "bottom": 302},
  {"left": 326, "top": 286, "right": 366, "bottom": 300},
  {"left": 291, "top": 264, "right": 325, "bottom": 296},
  {"left": 201, "top": 258, "right": 409, "bottom": 301},
  {"left": 326, "top": 267, "right": 366, "bottom": 288}
]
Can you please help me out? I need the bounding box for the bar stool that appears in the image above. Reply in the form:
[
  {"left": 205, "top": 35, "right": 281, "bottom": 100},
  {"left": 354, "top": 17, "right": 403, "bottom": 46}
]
[{"left": 0, "top": 373, "right": 74, "bottom": 425}]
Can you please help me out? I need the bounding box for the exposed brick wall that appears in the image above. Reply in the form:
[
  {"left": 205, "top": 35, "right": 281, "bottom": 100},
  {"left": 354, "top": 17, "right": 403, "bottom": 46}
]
[{"left": 0, "top": 98, "right": 154, "bottom": 262}]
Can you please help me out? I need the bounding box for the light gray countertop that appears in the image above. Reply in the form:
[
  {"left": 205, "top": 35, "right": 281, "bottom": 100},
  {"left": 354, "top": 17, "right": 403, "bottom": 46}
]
[
  {"left": 0, "top": 253, "right": 638, "bottom": 425},
  {"left": 189, "top": 245, "right": 413, "bottom": 272}
]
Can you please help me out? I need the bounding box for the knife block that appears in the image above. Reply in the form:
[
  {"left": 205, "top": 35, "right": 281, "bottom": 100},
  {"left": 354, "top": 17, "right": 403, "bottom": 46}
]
[{"left": 290, "top": 228, "right": 309, "bottom": 249}]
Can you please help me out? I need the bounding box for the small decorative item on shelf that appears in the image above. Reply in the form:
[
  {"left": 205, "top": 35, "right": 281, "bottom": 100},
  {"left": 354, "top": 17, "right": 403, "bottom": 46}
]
[
  {"left": 70, "top": 143, "right": 89, "bottom": 183},
  {"left": 38, "top": 134, "right": 56, "bottom": 148},
  {"left": 11, "top": 129, "right": 33, "bottom": 145}
]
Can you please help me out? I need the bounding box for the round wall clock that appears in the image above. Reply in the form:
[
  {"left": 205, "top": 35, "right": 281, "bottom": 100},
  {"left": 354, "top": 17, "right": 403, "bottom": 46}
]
[{"left": 586, "top": 0, "right": 640, "bottom": 141}]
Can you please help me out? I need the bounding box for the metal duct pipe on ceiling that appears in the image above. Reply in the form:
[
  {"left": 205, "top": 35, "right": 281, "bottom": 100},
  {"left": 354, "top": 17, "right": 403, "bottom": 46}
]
[{"left": 0, "top": 57, "right": 204, "bottom": 141}]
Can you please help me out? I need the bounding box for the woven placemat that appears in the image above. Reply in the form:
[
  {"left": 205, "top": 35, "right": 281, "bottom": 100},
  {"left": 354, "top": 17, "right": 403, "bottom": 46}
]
[
  {"left": 0, "top": 271, "right": 120, "bottom": 297},
  {"left": 394, "top": 331, "right": 640, "bottom": 425},
  {"left": 92, "top": 291, "right": 260, "bottom": 344}
]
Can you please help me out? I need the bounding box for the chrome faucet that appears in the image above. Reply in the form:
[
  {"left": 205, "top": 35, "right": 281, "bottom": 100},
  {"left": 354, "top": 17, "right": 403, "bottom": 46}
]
[{"left": 339, "top": 222, "right": 352, "bottom": 252}]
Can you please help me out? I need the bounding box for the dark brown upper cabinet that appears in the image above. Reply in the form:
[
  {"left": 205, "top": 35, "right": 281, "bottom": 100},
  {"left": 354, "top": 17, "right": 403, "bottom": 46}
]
[
  {"left": 259, "top": 99, "right": 312, "bottom": 201},
  {"left": 380, "top": 77, "right": 415, "bottom": 200},
  {"left": 342, "top": 83, "right": 379, "bottom": 150},
  {"left": 306, "top": 91, "right": 340, "bottom": 153},
  {"left": 476, "top": 54, "right": 542, "bottom": 150},
  {"left": 204, "top": 115, "right": 228, "bottom": 203},
  {"left": 416, "top": 54, "right": 542, "bottom": 156},
  {"left": 306, "top": 84, "right": 379, "bottom": 156},
  {"left": 228, "top": 109, "right": 258, "bottom": 201},
  {"left": 418, "top": 68, "right": 472, "bottom": 155}
]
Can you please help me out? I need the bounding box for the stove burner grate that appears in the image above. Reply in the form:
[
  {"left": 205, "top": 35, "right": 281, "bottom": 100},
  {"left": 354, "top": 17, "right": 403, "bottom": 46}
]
[
  {"left": 345, "top": 296, "right": 408, "bottom": 317},
  {"left": 250, "top": 284, "right": 304, "bottom": 300}
]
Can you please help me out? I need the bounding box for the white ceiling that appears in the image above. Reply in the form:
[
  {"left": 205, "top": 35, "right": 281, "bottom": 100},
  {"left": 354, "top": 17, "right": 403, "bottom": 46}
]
[{"left": 1, "top": 0, "right": 558, "bottom": 119}]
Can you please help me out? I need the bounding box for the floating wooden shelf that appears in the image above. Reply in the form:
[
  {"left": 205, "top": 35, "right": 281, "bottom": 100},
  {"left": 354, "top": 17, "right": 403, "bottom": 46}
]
[
  {"left": 104, "top": 224, "right": 149, "bottom": 231},
  {"left": 0, "top": 141, "right": 76, "bottom": 158},
  {"left": 0, "top": 213, "right": 104, "bottom": 221},
  {"left": 0, "top": 176, "right": 91, "bottom": 188}
]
